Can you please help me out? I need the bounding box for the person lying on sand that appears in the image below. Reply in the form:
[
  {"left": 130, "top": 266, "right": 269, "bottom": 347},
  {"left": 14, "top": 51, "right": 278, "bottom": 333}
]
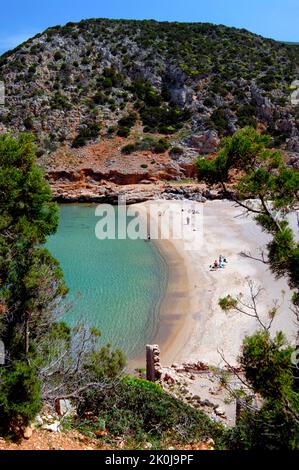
[
  {"left": 210, "top": 256, "right": 228, "bottom": 270},
  {"left": 219, "top": 255, "right": 228, "bottom": 264},
  {"left": 209, "top": 261, "right": 218, "bottom": 269}
]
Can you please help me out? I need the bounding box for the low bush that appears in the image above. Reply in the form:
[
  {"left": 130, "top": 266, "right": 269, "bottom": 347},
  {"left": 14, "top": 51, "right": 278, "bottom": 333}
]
[
  {"left": 72, "top": 121, "right": 101, "bottom": 147},
  {"left": 23, "top": 116, "right": 34, "bottom": 130},
  {"left": 102, "top": 77, "right": 113, "bottom": 88},
  {"left": 118, "top": 112, "right": 137, "bottom": 129},
  {"left": 237, "top": 105, "right": 257, "bottom": 128},
  {"left": 121, "top": 137, "right": 170, "bottom": 154},
  {"left": 0, "top": 362, "right": 41, "bottom": 428},
  {"left": 116, "top": 112, "right": 138, "bottom": 138},
  {"left": 50, "top": 92, "right": 72, "bottom": 111},
  {"left": 76, "top": 377, "right": 226, "bottom": 447},
  {"left": 130, "top": 79, "right": 162, "bottom": 107},
  {"left": 54, "top": 50, "right": 63, "bottom": 61},
  {"left": 140, "top": 105, "right": 190, "bottom": 134},
  {"left": 117, "top": 127, "right": 131, "bottom": 138},
  {"left": 92, "top": 92, "right": 107, "bottom": 105},
  {"left": 210, "top": 108, "right": 229, "bottom": 135},
  {"left": 121, "top": 143, "right": 136, "bottom": 154},
  {"left": 170, "top": 146, "right": 184, "bottom": 156}
]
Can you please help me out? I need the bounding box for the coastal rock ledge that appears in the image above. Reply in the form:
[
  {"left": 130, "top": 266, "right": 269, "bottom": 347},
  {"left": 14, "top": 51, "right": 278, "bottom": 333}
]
[{"left": 49, "top": 180, "right": 230, "bottom": 204}]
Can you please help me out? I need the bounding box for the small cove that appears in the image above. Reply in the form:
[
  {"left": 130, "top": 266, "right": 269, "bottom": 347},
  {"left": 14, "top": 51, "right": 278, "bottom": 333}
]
[{"left": 47, "top": 204, "right": 168, "bottom": 359}]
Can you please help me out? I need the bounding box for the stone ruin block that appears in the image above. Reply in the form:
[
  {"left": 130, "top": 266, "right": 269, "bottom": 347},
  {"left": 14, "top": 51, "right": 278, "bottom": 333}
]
[{"left": 146, "top": 344, "right": 162, "bottom": 382}]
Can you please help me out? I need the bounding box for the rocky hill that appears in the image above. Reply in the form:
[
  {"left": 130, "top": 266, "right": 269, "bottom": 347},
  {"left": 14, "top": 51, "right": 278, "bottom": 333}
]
[{"left": 0, "top": 18, "right": 298, "bottom": 186}]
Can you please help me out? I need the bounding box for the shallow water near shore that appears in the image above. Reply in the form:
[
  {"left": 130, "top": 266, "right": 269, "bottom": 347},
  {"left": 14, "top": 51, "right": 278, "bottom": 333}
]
[{"left": 47, "top": 204, "right": 168, "bottom": 359}]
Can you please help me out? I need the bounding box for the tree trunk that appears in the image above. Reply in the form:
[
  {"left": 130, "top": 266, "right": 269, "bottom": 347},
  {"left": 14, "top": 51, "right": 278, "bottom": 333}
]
[{"left": 25, "top": 312, "right": 30, "bottom": 358}]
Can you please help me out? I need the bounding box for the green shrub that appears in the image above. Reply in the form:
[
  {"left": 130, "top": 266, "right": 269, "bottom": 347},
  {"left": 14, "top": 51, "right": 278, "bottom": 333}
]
[
  {"left": 76, "top": 377, "right": 225, "bottom": 447},
  {"left": 143, "top": 125, "right": 154, "bottom": 133},
  {"left": 159, "top": 125, "right": 177, "bottom": 134},
  {"left": 118, "top": 112, "right": 137, "bottom": 129},
  {"left": 100, "top": 67, "right": 123, "bottom": 88},
  {"left": 153, "top": 138, "right": 171, "bottom": 152},
  {"left": 72, "top": 121, "right": 101, "bottom": 147},
  {"left": 102, "top": 77, "right": 113, "bottom": 88},
  {"left": 140, "top": 105, "right": 190, "bottom": 134},
  {"left": 107, "top": 126, "right": 116, "bottom": 135},
  {"left": 210, "top": 77, "right": 228, "bottom": 96},
  {"left": 130, "top": 79, "right": 162, "bottom": 107},
  {"left": 28, "top": 64, "right": 37, "bottom": 75},
  {"left": 23, "top": 116, "right": 34, "bottom": 130},
  {"left": 121, "top": 137, "right": 170, "bottom": 154},
  {"left": 237, "top": 104, "right": 257, "bottom": 128},
  {"left": 210, "top": 108, "right": 229, "bottom": 134},
  {"left": 203, "top": 97, "right": 214, "bottom": 108},
  {"left": 117, "top": 127, "right": 130, "bottom": 138},
  {"left": 121, "top": 143, "right": 136, "bottom": 154},
  {"left": 50, "top": 92, "right": 71, "bottom": 110},
  {"left": 92, "top": 92, "right": 107, "bottom": 105},
  {"left": 116, "top": 113, "right": 137, "bottom": 138},
  {"left": 30, "top": 44, "right": 41, "bottom": 54},
  {"left": 54, "top": 50, "right": 63, "bottom": 61},
  {"left": 170, "top": 146, "right": 184, "bottom": 156},
  {"left": 72, "top": 134, "right": 87, "bottom": 148},
  {"left": 227, "top": 332, "right": 299, "bottom": 450},
  {"left": 0, "top": 362, "right": 41, "bottom": 428}
]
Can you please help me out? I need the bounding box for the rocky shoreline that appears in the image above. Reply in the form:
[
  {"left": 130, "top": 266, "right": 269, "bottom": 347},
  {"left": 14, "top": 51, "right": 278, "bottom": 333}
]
[
  {"left": 49, "top": 180, "right": 230, "bottom": 204},
  {"left": 46, "top": 148, "right": 297, "bottom": 204},
  {"left": 143, "top": 345, "right": 243, "bottom": 426}
]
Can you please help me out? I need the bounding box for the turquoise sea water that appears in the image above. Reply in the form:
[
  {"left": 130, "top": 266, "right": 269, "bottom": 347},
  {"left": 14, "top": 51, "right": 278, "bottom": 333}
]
[{"left": 47, "top": 204, "right": 167, "bottom": 358}]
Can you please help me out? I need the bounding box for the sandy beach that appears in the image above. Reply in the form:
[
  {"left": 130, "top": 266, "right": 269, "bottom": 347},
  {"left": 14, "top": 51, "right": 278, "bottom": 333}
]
[{"left": 135, "top": 199, "right": 298, "bottom": 368}]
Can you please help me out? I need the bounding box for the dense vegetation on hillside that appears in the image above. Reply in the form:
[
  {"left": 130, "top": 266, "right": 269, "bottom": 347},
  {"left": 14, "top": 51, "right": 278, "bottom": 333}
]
[{"left": 0, "top": 19, "right": 298, "bottom": 156}]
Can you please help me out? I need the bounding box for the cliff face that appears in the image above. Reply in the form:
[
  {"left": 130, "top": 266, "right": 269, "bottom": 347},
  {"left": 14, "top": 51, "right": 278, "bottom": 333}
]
[
  {"left": 0, "top": 18, "right": 298, "bottom": 184},
  {"left": 40, "top": 132, "right": 197, "bottom": 191}
]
